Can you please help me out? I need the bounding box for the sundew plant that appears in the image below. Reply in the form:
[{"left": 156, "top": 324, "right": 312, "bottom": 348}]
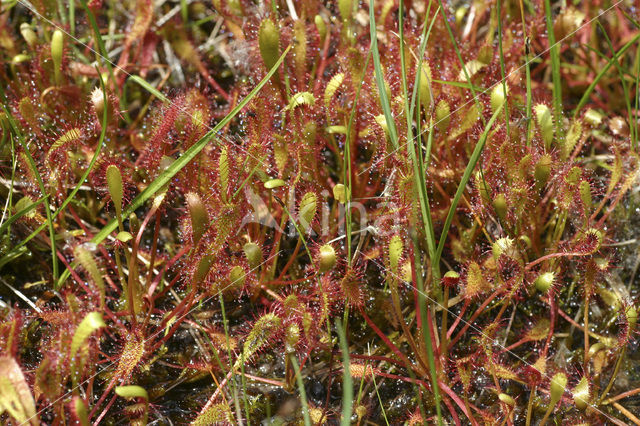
[{"left": 0, "top": 0, "right": 640, "bottom": 424}]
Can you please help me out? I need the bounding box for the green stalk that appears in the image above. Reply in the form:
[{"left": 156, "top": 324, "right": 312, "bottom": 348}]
[
  {"left": 544, "top": 0, "right": 563, "bottom": 137},
  {"left": 399, "top": 2, "right": 442, "bottom": 423},
  {"left": 344, "top": 51, "right": 372, "bottom": 266},
  {"left": 290, "top": 356, "right": 312, "bottom": 426},
  {"left": 0, "top": 198, "right": 44, "bottom": 238},
  {"left": 435, "top": 0, "right": 486, "bottom": 126},
  {"left": 573, "top": 32, "right": 640, "bottom": 117},
  {"left": 5, "top": 132, "right": 58, "bottom": 281},
  {"left": 369, "top": 0, "right": 399, "bottom": 149},
  {"left": 518, "top": 0, "right": 533, "bottom": 144},
  {"left": 78, "top": 0, "right": 116, "bottom": 89},
  {"left": 596, "top": 21, "right": 635, "bottom": 149},
  {"left": 496, "top": 0, "right": 511, "bottom": 136},
  {"left": 434, "top": 106, "right": 503, "bottom": 264},
  {"left": 336, "top": 320, "right": 353, "bottom": 426}
]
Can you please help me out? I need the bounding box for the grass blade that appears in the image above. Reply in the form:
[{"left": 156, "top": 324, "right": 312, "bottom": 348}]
[
  {"left": 0, "top": 198, "right": 45, "bottom": 238},
  {"left": 290, "top": 356, "right": 311, "bottom": 426},
  {"left": 129, "top": 75, "right": 170, "bottom": 104},
  {"left": 573, "top": 32, "right": 640, "bottom": 118},
  {"left": 434, "top": 105, "right": 503, "bottom": 262},
  {"left": 336, "top": 319, "right": 353, "bottom": 426},
  {"left": 369, "top": 0, "right": 399, "bottom": 149},
  {"left": 399, "top": 2, "right": 442, "bottom": 423},
  {"left": 544, "top": 0, "right": 563, "bottom": 137}
]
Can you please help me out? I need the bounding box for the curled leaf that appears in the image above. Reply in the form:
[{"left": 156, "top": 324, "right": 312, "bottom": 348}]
[
  {"left": 534, "top": 104, "right": 554, "bottom": 150},
  {"left": 324, "top": 73, "right": 344, "bottom": 110},
  {"left": 287, "top": 91, "right": 315, "bottom": 110},
  {"left": 115, "top": 385, "right": 148, "bottom": 400},
  {"left": 258, "top": 19, "right": 281, "bottom": 79},
  {"left": 186, "top": 192, "right": 209, "bottom": 246},
  {"left": 70, "top": 312, "right": 105, "bottom": 361},
  {"left": 299, "top": 192, "right": 318, "bottom": 231},
  {"left": 0, "top": 356, "right": 38, "bottom": 425},
  {"left": 388, "top": 235, "right": 403, "bottom": 272},
  {"left": 106, "top": 165, "right": 124, "bottom": 218}
]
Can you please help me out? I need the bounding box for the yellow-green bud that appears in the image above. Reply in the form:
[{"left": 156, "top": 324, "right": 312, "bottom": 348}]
[
  {"left": 492, "top": 193, "right": 508, "bottom": 222},
  {"left": 490, "top": 83, "right": 508, "bottom": 113},
  {"left": 186, "top": 192, "right": 209, "bottom": 246},
  {"left": 106, "top": 165, "right": 123, "bottom": 218},
  {"left": 584, "top": 109, "right": 603, "bottom": 127},
  {"left": 498, "top": 393, "right": 515, "bottom": 407},
  {"left": 572, "top": 376, "right": 590, "bottom": 411},
  {"left": 20, "top": 23, "right": 37, "bottom": 48},
  {"left": 195, "top": 255, "right": 214, "bottom": 284},
  {"left": 12, "top": 54, "right": 30, "bottom": 64},
  {"left": 333, "top": 183, "right": 346, "bottom": 203},
  {"left": 534, "top": 154, "right": 552, "bottom": 191},
  {"left": 51, "top": 29, "right": 64, "bottom": 85},
  {"left": 418, "top": 63, "right": 432, "bottom": 108},
  {"left": 314, "top": 15, "right": 327, "bottom": 41},
  {"left": 435, "top": 100, "right": 451, "bottom": 132},
  {"left": 318, "top": 244, "right": 337, "bottom": 273},
  {"left": 535, "top": 271, "right": 555, "bottom": 293},
  {"left": 550, "top": 372, "right": 568, "bottom": 406},
  {"left": 258, "top": 19, "right": 281, "bottom": 78},
  {"left": 338, "top": 0, "right": 352, "bottom": 23},
  {"left": 243, "top": 242, "right": 263, "bottom": 270},
  {"left": 229, "top": 265, "right": 246, "bottom": 290},
  {"left": 128, "top": 212, "right": 140, "bottom": 236},
  {"left": 534, "top": 104, "right": 554, "bottom": 150},
  {"left": 264, "top": 178, "right": 286, "bottom": 189},
  {"left": 299, "top": 192, "right": 318, "bottom": 231}
]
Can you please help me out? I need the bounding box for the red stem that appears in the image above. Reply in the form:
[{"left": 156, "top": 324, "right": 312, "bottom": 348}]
[
  {"left": 447, "top": 298, "right": 470, "bottom": 339},
  {"left": 449, "top": 289, "right": 501, "bottom": 346},
  {"left": 359, "top": 309, "right": 416, "bottom": 371}
]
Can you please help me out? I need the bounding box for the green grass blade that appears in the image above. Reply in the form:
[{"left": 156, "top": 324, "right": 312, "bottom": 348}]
[
  {"left": 290, "top": 356, "right": 311, "bottom": 426},
  {"left": 336, "top": 319, "right": 353, "bottom": 426},
  {"left": 344, "top": 51, "right": 372, "bottom": 265},
  {"left": 544, "top": 0, "right": 563, "bottom": 137},
  {"left": 399, "top": 3, "right": 442, "bottom": 422},
  {"left": 573, "top": 32, "right": 640, "bottom": 118},
  {"left": 129, "top": 75, "right": 171, "bottom": 104},
  {"left": 408, "top": 5, "right": 438, "bottom": 122},
  {"left": 369, "top": 0, "right": 399, "bottom": 149},
  {"left": 430, "top": 79, "right": 483, "bottom": 91},
  {"left": 78, "top": 0, "right": 116, "bottom": 87},
  {"left": 435, "top": 0, "right": 486, "bottom": 126},
  {"left": 1, "top": 115, "right": 59, "bottom": 281},
  {"left": 496, "top": 0, "right": 511, "bottom": 135},
  {"left": 434, "top": 105, "right": 503, "bottom": 263},
  {"left": 518, "top": 0, "right": 533, "bottom": 145},
  {"left": 0, "top": 197, "right": 45, "bottom": 237}
]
